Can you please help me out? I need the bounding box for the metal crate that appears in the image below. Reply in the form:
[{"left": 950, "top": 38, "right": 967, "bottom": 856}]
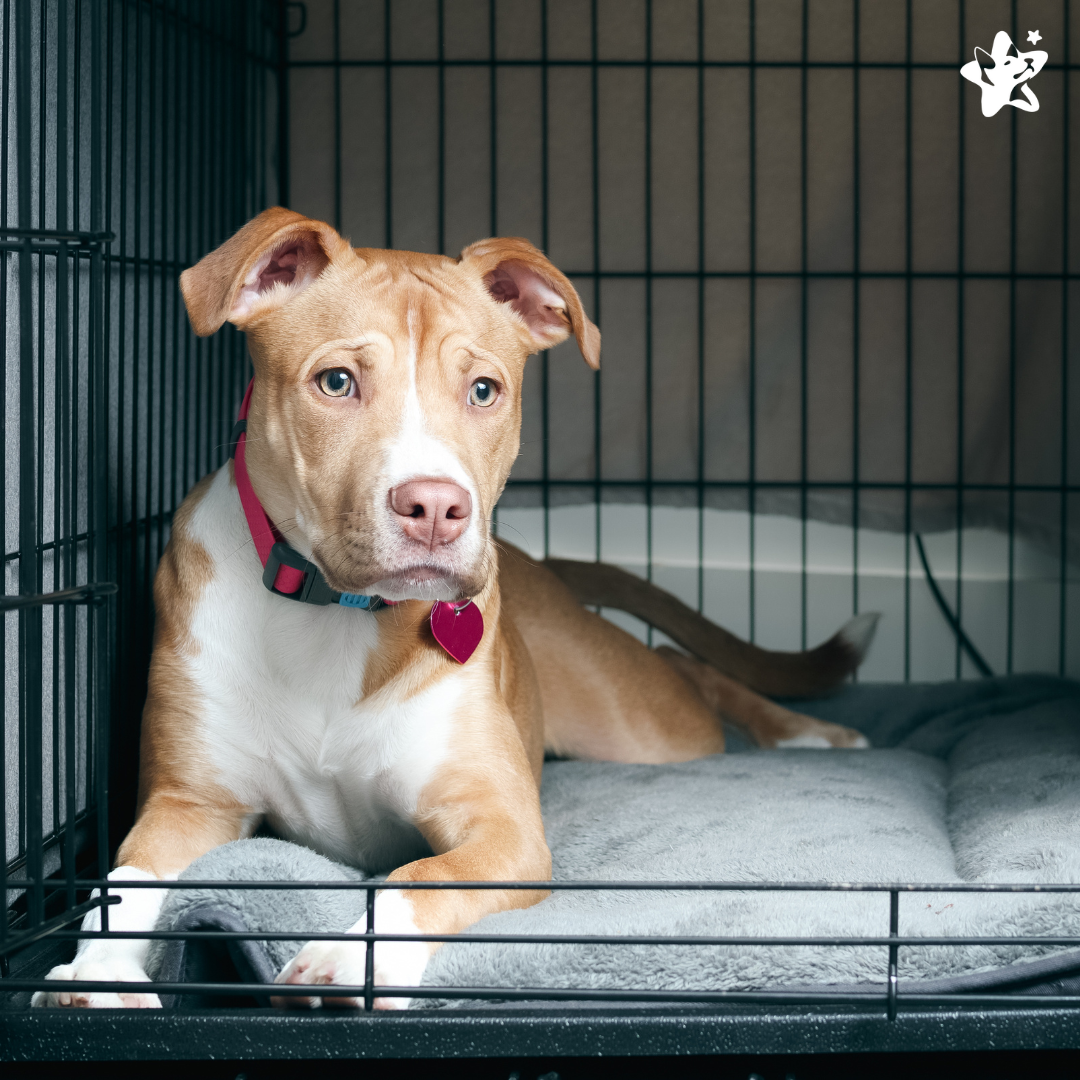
[{"left": 2, "top": 0, "right": 1079, "bottom": 1066}]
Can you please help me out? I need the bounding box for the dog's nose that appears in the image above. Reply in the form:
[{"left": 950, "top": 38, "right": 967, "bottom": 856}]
[{"left": 390, "top": 479, "right": 472, "bottom": 547}]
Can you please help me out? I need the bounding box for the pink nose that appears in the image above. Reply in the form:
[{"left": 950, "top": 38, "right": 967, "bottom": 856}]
[{"left": 390, "top": 479, "right": 472, "bottom": 548}]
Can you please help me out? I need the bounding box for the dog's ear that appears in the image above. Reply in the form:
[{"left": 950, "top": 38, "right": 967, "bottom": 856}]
[
  {"left": 975, "top": 46, "right": 995, "bottom": 70},
  {"left": 460, "top": 237, "right": 601, "bottom": 370},
  {"left": 180, "top": 207, "right": 351, "bottom": 337}
]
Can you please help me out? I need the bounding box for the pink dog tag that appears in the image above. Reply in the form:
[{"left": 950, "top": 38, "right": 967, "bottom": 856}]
[{"left": 430, "top": 600, "right": 484, "bottom": 664}]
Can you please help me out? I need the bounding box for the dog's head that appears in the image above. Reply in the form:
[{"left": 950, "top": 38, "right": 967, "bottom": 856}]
[
  {"left": 961, "top": 31, "right": 1048, "bottom": 116},
  {"left": 180, "top": 207, "right": 599, "bottom": 602}
]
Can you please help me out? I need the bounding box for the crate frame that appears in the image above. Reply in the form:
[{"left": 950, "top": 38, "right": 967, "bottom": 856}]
[{"left": 2, "top": 0, "right": 1080, "bottom": 1064}]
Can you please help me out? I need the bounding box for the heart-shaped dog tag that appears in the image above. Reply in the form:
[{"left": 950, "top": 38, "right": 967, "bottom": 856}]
[{"left": 430, "top": 600, "right": 484, "bottom": 664}]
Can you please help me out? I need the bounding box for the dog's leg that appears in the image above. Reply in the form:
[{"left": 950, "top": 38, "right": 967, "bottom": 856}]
[
  {"left": 273, "top": 719, "right": 550, "bottom": 1011},
  {"left": 655, "top": 646, "right": 869, "bottom": 749},
  {"left": 32, "top": 796, "right": 249, "bottom": 1008}
]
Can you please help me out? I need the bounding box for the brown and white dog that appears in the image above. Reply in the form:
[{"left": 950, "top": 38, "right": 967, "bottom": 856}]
[{"left": 34, "top": 208, "right": 874, "bottom": 1009}]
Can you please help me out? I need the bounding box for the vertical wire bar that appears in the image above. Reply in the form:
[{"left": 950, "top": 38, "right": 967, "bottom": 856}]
[
  {"left": 955, "top": 0, "right": 967, "bottom": 680},
  {"left": 799, "top": 0, "right": 809, "bottom": 650},
  {"left": 114, "top": 0, "right": 128, "bottom": 741},
  {"left": 100, "top": 0, "right": 114, "bottom": 868},
  {"left": 39, "top": 0, "right": 58, "bottom": 853},
  {"left": 35, "top": 8, "right": 45, "bottom": 810},
  {"left": 169, "top": 0, "right": 182, "bottom": 524},
  {"left": 383, "top": 0, "right": 391, "bottom": 248},
  {"left": 644, "top": 0, "right": 653, "bottom": 645},
  {"left": 364, "top": 885, "right": 375, "bottom": 1011},
  {"left": 489, "top": 0, "right": 497, "bottom": 238},
  {"left": 591, "top": 0, "right": 601, "bottom": 564},
  {"left": 90, "top": 0, "right": 110, "bottom": 931},
  {"left": 198, "top": 0, "right": 208, "bottom": 483},
  {"left": 333, "top": 0, "right": 341, "bottom": 231},
  {"left": 696, "top": 0, "right": 705, "bottom": 613},
  {"left": 748, "top": 0, "right": 757, "bottom": 642},
  {"left": 541, "top": 0, "right": 550, "bottom": 557},
  {"left": 0, "top": 0, "right": 11, "bottom": 966},
  {"left": 56, "top": 0, "right": 78, "bottom": 914},
  {"left": 183, "top": 0, "right": 194, "bottom": 502},
  {"left": 887, "top": 888, "right": 899, "bottom": 1021},
  {"left": 1060, "top": 0, "right": 1070, "bottom": 676},
  {"left": 132, "top": 0, "right": 144, "bottom": 729},
  {"left": 276, "top": 0, "right": 289, "bottom": 209},
  {"left": 1006, "top": 0, "right": 1017, "bottom": 673},
  {"left": 485, "top": 2, "right": 497, "bottom": 540},
  {"left": 53, "top": 0, "right": 69, "bottom": 857},
  {"left": 954, "top": 3, "right": 968, "bottom": 679},
  {"left": 155, "top": 5, "right": 169, "bottom": 573},
  {"left": 209, "top": 5, "right": 219, "bottom": 489},
  {"left": 16, "top": 0, "right": 45, "bottom": 929},
  {"left": 71, "top": 0, "right": 80, "bottom": 770},
  {"left": 851, "top": 0, "right": 861, "bottom": 652},
  {"left": 437, "top": 0, "right": 444, "bottom": 254},
  {"left": 197, "top": 0, "right": 208, "bottom": 484},
  {"left": 145, "top": 1, "right": 157, "bottom": 624},
  {"left": 217, "top": 6, "right": 230, "bottom": 486},
  {"left": 903, "top": 0, "right": 912, "bottom": 680}
]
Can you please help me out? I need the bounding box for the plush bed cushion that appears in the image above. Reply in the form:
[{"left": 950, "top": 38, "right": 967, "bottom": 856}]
[{"left": 145, "top": 675, "right": 1080, "bottom": 1006}]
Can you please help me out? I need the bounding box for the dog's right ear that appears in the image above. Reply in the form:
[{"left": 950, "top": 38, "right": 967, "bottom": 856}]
[{"left": 180, "top": 207, "right": 350, "bottom": 337}]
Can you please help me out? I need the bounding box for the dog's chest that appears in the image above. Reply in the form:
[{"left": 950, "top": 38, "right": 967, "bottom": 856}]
[{"left": 181, "top": 468, "right": 461, "bottom": 869}]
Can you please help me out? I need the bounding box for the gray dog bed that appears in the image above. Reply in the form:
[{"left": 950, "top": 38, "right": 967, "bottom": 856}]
[{"left": 146, "top": 675, "right": 1080, "bottom": 1008}]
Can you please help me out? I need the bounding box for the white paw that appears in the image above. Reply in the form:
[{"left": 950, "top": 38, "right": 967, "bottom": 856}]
[
  {"left": 272, "top": 890, "right": 429, "bottom": 1011},
  {"left": 776, "top": 725, "right": 869, "bottom": 750},
  {"left": 31, "top": 957, "right": 161, "bottom": 1009}
]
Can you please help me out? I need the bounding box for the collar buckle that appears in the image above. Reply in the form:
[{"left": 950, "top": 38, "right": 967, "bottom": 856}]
[{"left": 263, "top": 541, "right": 342, "bottom": 606}]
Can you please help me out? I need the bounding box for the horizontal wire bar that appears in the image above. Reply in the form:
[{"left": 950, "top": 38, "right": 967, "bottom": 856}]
[
  {"left": 11, "top": 248, "right": 1076, "bottom": 281},
  {"left": 5, "top": 978, "right": 1080, "bottom": 1009},
  {"left": 503, "top": 479, "right": 1080, "bottom": 492},
  {"left": 10, "top": 247, "right": 1074, "bottom": 281},
  {"left": 4, "top": 469, "right": 1078, "bottom": 568},
  {"left": 34, "top": 929, "right": 1080, "bottom": 948},
  {"left": 288, "top": 58, "right": 1080, "bottom": 72},
  {"left": 0, "top": 895, "right": 117, "bottom": 957},
  {"left": 1, "top": 246, "right": 205, "bottom": 270},
  {"left": 0, "top": 226, "right": 114, "bottom": 242},
  {"left": 562, "top": 270, "right": 1080, "bottom": 280},
  {"left": 0, "top": 582, "right": 117, "bottom": 611},
  {"left": 9, "top": 879, "right": 1080, "bottom": 892},
  {"left": 2, "top": 811, "right": 92, "bottom": 880}
]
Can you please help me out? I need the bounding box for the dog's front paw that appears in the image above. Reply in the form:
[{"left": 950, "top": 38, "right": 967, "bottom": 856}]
[
  {"left": 272, "top": 892, "right": 430, "bottom": 1011},
  {"left": 31, "top": 958, "right": 161, "bottom": 1009},
  {"left": 272, "top": 936, "right": 428, "bottom": 1011}
]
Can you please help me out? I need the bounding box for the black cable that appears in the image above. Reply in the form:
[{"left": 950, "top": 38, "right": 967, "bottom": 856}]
[{"left": 914, "top": 534, "right": 994, "bottom": 678}]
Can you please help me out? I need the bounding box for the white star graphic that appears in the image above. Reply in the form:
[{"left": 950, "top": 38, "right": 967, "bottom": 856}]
[{"left": 1028, "top": 30, "right": 1042, "bottom": 44}]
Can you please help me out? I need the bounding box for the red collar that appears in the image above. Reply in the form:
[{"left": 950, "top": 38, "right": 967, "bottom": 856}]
[{"left": 229, "top": 379, "right": 483, "bottom": 662}]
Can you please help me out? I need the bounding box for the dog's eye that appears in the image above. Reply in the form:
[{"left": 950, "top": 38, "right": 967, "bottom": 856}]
[
  {"left": 469, "top": 378, "right": 497, "bottom": 407},
  {"left": 318, "top": 369, "right": 353, "bottom": 398}
]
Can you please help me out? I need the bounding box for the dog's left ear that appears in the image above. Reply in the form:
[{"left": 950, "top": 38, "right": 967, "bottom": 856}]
[{"left": 460, "top": 237, "right": 600, "bottom": 370}]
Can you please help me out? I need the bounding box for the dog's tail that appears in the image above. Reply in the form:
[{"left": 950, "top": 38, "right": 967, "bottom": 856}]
[{"left": 544, "top": 558, "right": 879, "bottom": 699}]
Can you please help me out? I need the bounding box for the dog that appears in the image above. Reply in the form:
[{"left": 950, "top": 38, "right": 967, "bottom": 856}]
[
  {"left": 33, "top": 207, "right": 875, "bottom": 1009},
  {"left": 961, "top": 30, "right": 1048, "bottom": 117}
]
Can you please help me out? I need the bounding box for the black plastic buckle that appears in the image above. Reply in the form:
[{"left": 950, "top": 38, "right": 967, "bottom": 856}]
[
  {"left": 263, "top": 541, "right": 342, "bottom": 605},
  {"left": 228, "top": 419, "right": 247, "bottom": 460}
]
